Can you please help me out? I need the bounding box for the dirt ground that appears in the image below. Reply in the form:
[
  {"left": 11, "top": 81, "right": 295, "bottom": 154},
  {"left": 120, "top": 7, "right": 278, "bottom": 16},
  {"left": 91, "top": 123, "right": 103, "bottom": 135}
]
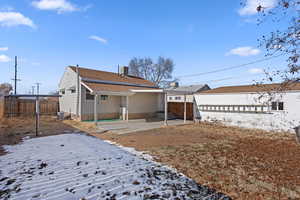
[
  {"left": 98, "top": 122, "right": 300, "bottom": 200},
  {"left": 0, "top": 116, "right": 76, "bottom": 155}
]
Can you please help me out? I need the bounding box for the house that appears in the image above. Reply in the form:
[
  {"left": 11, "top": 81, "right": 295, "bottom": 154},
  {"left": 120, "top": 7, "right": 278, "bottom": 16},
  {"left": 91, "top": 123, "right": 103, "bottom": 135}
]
[
  {"left": 59, "top": 66, "right": 164, "bottom": 121},
  {"left": 167, "top": 84, "right": 210, "bottom": 103},
  {"left": 194, "top": 83, "right": 300, "bottom": 132},
  {"left": 165, "top": 84, "right": 210, "bottom": 120}
]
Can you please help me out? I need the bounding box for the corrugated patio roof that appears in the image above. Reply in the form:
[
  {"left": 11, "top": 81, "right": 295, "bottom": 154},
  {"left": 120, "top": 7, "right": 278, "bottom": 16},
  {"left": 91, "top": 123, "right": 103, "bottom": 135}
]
[{"left": 82, "top": 81, "right": 159, "bottom": 93}]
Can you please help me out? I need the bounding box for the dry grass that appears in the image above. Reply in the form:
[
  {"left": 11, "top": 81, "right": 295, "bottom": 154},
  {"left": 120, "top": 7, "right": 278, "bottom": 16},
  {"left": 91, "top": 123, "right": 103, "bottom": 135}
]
[
  {"left": 98, "top": 122, "right": 300, "bottom": 200},
  {"left": 63, "top": 120, "right": 97, "bottom": 133}
]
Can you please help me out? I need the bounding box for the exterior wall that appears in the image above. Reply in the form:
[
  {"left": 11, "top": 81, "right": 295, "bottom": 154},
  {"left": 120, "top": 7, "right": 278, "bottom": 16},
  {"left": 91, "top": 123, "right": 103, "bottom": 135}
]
[
  {"left": 81, "top": 87, "right": 122, "bottom": 120},
  {"left": 80, "top": 91, "right": 163, "bottom": 121},
  {"left": 58, "top": 67, "right": 80, "bottom": 116},
  {"left": 157, "top": 93, "right": 165, "bottom": 112},
  {"left": 168, "top": 95, "right": 193, "bottom": 102},
  {"left": 194, "top": 92, "right": 300, "bottom": 132},
  {"left": 127, "top": 93, "right": 161, "bottom": 114}
]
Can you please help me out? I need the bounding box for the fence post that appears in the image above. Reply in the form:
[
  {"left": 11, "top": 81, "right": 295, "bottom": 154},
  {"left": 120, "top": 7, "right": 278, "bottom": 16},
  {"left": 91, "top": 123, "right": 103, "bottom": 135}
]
[
  {"left": 35, "top": 96, "right": 40, "bottom": 136},
  {"left": 295, "top": 126, "right": 300, "bottom": 144}
]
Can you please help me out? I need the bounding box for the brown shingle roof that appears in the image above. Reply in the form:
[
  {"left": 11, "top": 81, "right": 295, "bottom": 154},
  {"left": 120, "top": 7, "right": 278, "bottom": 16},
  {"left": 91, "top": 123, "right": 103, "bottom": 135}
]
[
  {"left": 70, "top": 66, "right": 156, "bottom": 87},
  {"left": 200, "top": 83, "right": 300, "bottom": 94}
]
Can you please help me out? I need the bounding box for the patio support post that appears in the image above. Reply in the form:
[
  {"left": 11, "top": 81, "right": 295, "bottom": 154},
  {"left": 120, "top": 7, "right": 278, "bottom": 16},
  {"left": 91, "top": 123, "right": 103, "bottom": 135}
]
[
  {"left": 126, "top": 95, "right": 129, "bottom": 122},
  {"left": 94, "top": 94, "right": 98, "bottom": 125},
  {"left": 164, "top": 92, "right": 168, "bottom": 126},
  {"left": 184, "top": 94, "right": 187, "bottom": 124},
  {"left": 35, "top": 96, "right": 40, "bottom": 136},
  {"left": 193, "top": 95, "right": 196, "bottom": 122}
]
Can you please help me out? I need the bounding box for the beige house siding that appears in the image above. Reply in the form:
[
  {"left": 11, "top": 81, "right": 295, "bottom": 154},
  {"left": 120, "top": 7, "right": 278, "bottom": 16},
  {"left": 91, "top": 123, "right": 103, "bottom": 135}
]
[
  {"left": 80, "top": 92, "right": 161, "bottom": 120},
  {"left": 59, "top": 67, "right": 81, "bottom": 116},
  {"left": 81, "top": 88, "right": 121, "bottom": 115},
  {"left": 127, "top": 93, "right": 160, "bottom": 114}
]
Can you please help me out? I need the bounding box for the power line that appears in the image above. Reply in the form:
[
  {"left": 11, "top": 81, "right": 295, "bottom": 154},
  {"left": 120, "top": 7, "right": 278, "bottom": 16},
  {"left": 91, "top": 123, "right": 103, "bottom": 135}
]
[
  {"left": 176, "top": 53, "right": 284, "bottom": 79},
  {"left": 180, "top": 72, "right": 267, "bottom": 89},
  {"left": 187, "top": 73, "right": 265, "bottom": 85}
]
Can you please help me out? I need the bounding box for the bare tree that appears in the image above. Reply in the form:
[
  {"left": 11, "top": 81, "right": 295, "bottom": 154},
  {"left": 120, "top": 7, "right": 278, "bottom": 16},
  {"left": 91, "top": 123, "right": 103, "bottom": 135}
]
[
  {"left": 252, "top": 0, "right": 299, "bottom": 85},
  {"left": 129, "top": 56, "right": 175, "bottom": 87},
  {"left": 0, "top": 83, "right": 13, "bottom": 97}
]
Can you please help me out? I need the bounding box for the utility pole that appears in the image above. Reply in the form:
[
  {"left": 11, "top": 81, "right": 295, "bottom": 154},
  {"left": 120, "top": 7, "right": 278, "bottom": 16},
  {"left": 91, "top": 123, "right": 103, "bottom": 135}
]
[
  {"left": 32, "top": 86, "right": 35, "bottom": 95},
  {"left": 35, "top": 83, "right": 41, "bottom": 95},
  {"left": 11, "top": 56, "right": 21, "bottom": 95}
]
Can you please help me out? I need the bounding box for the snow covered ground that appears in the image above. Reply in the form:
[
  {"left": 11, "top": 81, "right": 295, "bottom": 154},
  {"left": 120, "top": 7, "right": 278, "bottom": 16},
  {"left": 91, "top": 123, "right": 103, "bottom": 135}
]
[{"left": 0, "top": 133, "right": 230, "bottom": 200}]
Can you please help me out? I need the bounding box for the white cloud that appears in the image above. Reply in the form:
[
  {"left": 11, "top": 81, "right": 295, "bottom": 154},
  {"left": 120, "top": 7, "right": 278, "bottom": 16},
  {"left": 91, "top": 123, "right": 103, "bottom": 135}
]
[
  {"left": 248, "top": 68, "right": 264, "bottom": 74},
  {"left": 0, "top": 47, "right": 8, "bottom": 51},
  {"left": 226, "top": 46, "right": 260, "bottom": 56},
  {"left": 0, "top": 12, "right": 35, "bottom": 28},
  {"left": 32, "top": 0, "right": 78, "bottom": 13},
  {"left": 239, "top": 0, "right": 278, "bottom": 16},
  {"left": 89, "top": 35, "right": 107, "bottom": 44},
  {"left": 0, "top": 55, "right": 11, "bottom": 62}
]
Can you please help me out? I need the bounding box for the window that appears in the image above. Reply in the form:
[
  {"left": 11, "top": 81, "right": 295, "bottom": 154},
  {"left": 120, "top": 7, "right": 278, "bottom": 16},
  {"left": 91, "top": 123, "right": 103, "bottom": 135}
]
[
  {"left": 278, "top": 102, "right": 284, "bottom": 110},
  {"left": 271, "top": 102, "right": 277, "bottom": 110},
  {"left": 71, "top": 89, "right": 76, "bottom": 93},
  {"left": 86, "top": 89, "right": 94, "bottom": 100},
  {"left": 61, "top": 89, "right": 65, "bottom": 95},
  {"left": 175, "top": 96, "right": 181, "bottom": 100},
  {"left": 101, "top": 95, "right": 108, "bottom": 101},
  {"left": 271, "top": 101, "right": 284, "bottom": 111},
  {"left": 169, "top": 97, "right": 173, "bottom": 100}
]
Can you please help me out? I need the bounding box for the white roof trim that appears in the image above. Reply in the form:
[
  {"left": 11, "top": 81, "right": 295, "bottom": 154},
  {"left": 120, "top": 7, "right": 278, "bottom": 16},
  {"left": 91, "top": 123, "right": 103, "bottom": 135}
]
[
  {"left": 81, "top": 82, "right": 93, "bottom": 92},
  {"left": 130, "top": 89, "right": 164, "bottom": 93},
  {"left": 92, "top": 91, "right": 135, "bottom": 96}
]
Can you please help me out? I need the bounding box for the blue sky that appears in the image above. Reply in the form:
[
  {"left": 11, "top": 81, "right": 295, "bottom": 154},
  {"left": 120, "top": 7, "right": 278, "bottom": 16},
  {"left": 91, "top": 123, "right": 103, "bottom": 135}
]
[{"left": 0, "top": 0, "right": 288, "bottom": 93}]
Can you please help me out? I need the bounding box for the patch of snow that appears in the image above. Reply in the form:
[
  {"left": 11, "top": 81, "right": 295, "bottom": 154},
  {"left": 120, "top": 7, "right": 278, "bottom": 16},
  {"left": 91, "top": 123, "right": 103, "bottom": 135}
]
[
  {"left": 103, "top": 140, "right": 154, "bottom": 161},
  {"left": 0, "top": 133, "right": 230, "bottom": 200}
]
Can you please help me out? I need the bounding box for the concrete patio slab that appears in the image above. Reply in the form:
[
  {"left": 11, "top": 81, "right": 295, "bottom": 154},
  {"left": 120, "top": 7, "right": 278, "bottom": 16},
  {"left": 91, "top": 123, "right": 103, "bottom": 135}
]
[{"left": 96, "top": 119, "right": 193, "bottom": 134}]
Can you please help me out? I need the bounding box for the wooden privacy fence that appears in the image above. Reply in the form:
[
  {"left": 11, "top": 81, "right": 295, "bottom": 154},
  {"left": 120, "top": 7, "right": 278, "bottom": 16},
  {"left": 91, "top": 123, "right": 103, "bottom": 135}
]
[
  {"left": 1, "top": 97, "right": 59, "bottom": 118},
  {"left": 0, "top": 99, "right": 4, "bottom": 118},
  {"left": 168, "top": 102, "right": 194, "bottom": 120}
]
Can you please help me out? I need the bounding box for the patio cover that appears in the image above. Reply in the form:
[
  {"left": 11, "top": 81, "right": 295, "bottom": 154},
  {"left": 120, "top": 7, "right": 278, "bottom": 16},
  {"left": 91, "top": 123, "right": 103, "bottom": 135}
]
[{"left": 82, "top": 81, "right": 163, "bottom": 96}]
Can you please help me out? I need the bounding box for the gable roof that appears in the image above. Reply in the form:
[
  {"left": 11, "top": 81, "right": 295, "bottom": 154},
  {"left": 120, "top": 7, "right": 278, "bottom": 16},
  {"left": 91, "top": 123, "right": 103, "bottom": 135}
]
[
  {"left": 200, "top": 82, "right": 300, "bottom": 94},
  {"left": 168, "top": 84, "right": 210, "bottom": 94},
  {"left": 69, "top": 66, "right": 156, "bottom": 88}
]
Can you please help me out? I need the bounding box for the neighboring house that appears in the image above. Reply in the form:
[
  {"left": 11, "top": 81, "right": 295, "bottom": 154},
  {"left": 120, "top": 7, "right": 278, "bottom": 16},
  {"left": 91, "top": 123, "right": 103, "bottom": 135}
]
[
  {"left": 167, "top": 84, "right": 210, "bottom": 102},
  {"left": 59, "top": 66, "right": 164, "bottom": 121},
  {"left": 194, "top": 83, "right": 300, "bottom": 132},
  {"left": 165, "top": 84, "right": 210, "bottom": 120}
]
